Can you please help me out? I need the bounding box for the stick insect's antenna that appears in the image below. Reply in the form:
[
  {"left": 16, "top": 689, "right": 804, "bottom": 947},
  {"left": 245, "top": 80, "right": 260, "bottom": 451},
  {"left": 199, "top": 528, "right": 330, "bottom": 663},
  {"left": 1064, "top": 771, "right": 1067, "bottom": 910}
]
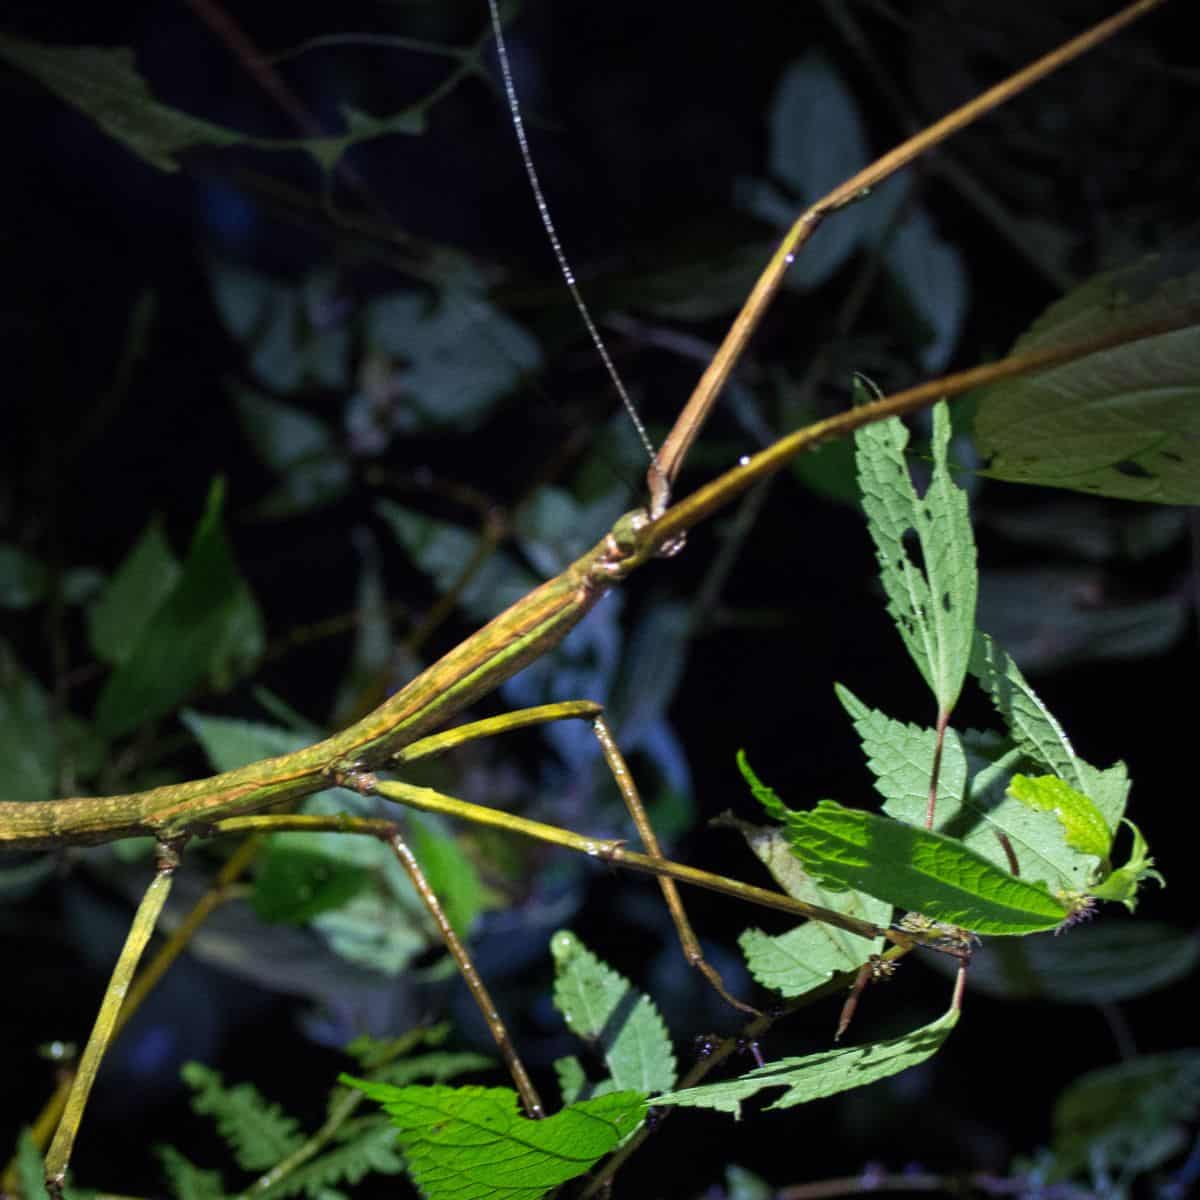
[{"left": 485, "top": 0, "right": 659, "bottom": 472}]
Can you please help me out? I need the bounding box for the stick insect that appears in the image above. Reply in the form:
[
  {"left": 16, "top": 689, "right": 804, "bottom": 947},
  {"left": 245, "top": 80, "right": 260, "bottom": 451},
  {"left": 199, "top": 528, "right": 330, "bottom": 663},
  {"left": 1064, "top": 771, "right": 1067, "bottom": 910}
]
[{"left": 0, "top": 0, "right": 1179, "bottom": 1192}]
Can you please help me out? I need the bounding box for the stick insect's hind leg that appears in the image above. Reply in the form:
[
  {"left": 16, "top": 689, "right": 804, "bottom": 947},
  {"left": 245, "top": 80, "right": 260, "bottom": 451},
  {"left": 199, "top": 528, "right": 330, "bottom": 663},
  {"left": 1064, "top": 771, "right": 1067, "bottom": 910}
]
[
  {"left": 384, "top": 829, "right": 545, "bottom": 1119},
  {"left": 398, "top": 701, "right": 759, "bottom": 1016},
  {"left": 42, "top": 841, "right": 182, "bottom": 1197}
]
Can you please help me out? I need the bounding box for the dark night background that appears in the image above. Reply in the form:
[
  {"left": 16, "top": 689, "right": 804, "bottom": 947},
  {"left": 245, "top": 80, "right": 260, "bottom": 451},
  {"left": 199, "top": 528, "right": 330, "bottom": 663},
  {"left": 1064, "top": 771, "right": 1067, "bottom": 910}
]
[{"left": 1, "top": 1, "right": 1197, "bottom": 1196}]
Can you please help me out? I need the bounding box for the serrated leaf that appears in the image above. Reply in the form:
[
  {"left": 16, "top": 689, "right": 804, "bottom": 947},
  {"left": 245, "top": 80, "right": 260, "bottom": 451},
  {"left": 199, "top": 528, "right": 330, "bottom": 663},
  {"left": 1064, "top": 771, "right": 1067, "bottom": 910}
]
[
  {"left": 1007, "top": 774, "right": 1112, "bottom": 859},
  {"left": 340, "top": 1081, "right": 645, "bottom": 1200},
  {"left": 834, "top": 683, "right": 968, "bottom": 814},
  {"left": 95, "top": 480, "right": 263, "bottom": 737},
  {"left": 157, "top": 1145, "right": 227, "bottom": 1200},
  {"left": 835, "top": 691, "right": 1104, "bottom": 891},
  {"left": 855, "top": 400, "right": 977, "bottom": 716},
  {"left": 252, "top": 835, "right": 371, "bottom": 925},
  {"left": 656, "top": 1008, "right": 958, "bottom": 1117},
  {"left": 252, "top": 1123, "right": 405, "bottom": 1200},
  {"left": 554, "top": 1056, "right": 588, "bottom": 1106},
  {"left": 87, "top": 519, "right": 181, "bottom": 666},
  {"left": 782, "top": 800, "right": 1069, "bottom": 934},
  {"left": 933, "top": 921, "right": 1198, "bottom": 1005},
  {"left": 1052, "top": 1052, "right": 1200, "bottom": 1177},
  {"left": 739, "top": 923, "right": 875, "bottom": 1000},
  {"left": 725, "top": 801, "right": 888, "bottom": 997},
  {"left": 972, "top": 257, "right": 1200, "bottom": 503},
  {"left": 550, "top": 930, "right": 677, "bottom": 1097},
  {"left": 182, "top": 1062, "right": 305, "bottom": 1172},
  {"left": 365, "top": 1051, "right": 495, "bottom": 1090},
  {"left": 969, "top": 633, "right": 1128, "bottom": 832}
]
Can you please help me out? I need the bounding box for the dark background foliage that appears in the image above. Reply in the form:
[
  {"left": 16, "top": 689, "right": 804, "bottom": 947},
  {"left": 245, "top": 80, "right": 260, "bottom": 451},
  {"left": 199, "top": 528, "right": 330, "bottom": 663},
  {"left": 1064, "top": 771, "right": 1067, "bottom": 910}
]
[{"left": 1, "top": 1, "right": 1197, "bottom": 1195}]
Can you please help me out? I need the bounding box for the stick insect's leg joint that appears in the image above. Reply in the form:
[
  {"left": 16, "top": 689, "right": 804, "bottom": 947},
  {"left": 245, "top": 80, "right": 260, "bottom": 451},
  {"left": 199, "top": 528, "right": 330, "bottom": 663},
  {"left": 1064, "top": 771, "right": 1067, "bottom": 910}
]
[
  {"left": 325, "top": 761, "right": 379, "bottom": 795},
  {"left": 154, "top": 838, "right": 186, "bottom": 873}
]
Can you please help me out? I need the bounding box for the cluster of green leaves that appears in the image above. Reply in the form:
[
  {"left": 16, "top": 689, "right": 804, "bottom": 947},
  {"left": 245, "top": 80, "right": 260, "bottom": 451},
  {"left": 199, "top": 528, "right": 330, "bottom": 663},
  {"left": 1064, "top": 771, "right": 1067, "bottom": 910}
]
[{"left": 332, "top": 398, "right": 1176, "bottom": 1197}]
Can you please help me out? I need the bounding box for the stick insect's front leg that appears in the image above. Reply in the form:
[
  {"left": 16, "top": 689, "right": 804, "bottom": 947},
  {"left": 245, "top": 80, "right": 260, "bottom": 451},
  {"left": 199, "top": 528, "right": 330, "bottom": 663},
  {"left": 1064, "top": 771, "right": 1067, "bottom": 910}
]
[
  {"left": 395, "top": 701, "right": 758, "bottom": 1014},
  {"left": 43, "top": 841, "right": 182, "bottom": 1197}
]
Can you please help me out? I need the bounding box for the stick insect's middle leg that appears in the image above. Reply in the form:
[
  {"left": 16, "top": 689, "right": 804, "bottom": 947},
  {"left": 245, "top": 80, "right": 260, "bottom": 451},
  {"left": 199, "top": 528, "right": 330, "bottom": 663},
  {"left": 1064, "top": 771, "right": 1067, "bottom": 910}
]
[{"left": 397, "top": 701, "right": 759, "bottom": 1015}]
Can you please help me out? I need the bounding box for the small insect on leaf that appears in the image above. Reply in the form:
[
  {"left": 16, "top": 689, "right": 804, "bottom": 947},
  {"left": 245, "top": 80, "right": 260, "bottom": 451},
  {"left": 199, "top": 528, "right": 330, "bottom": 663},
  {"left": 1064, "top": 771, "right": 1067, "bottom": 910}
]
[{"left": 1007, "top": 773, "right": 1113, "bottom": 861}]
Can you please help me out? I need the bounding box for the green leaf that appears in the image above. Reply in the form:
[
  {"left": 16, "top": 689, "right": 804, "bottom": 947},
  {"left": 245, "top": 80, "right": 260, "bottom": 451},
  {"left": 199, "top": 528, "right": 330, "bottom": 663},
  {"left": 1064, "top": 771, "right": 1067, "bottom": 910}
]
[
  {"left": 1052, "top": 1052, "right": 1200, "bottom": 1177},
  {"left": 972, "top": 257, "right": 1200, "bottom": 503},
  {"left": 181, "top": 1062, "right": 305, "bottom": 1172},
  {"left": 933, "top": 921, "right": 1199, "bottom": 1005},
  {"left": 836, "top": 686, "right": 1101, "bottom": 889},
  {"left": 0, "top": 648, "right": 55, "bottom": 803},
  {"left": 724, "top": 802, "right": 888, "bottom": 997},
  {"left": 782, "top": 800, "right": 1069, "bottom": 934},
  {"left": 1007, "top": 774, "right": 1112, "bottom": 859},
  {"left": 87, "top": 519, "right": 181, "bottom": 666},
  {"left": 95, "top": 481, "right": 263, "bottom": 737},
  {"left": 655, "top": 1008, "right": 958, "bottom": 1116},
  {"left": 833, "top": 684, "right": 968, "bottom": 816},
  {"left": 0, "top": 36, "right": 243, "bottom": 172},
  {"left": 235, "top": 390, "right": 350, "bottom": 517},
  {"left": 554, "top": 1056, "right": 589, "bottom": 1106},
  {"left": 968, "top": 632, "right": 1129, "bottom": 831},
  {"left": 724, "top": 1164, "right": 773, "bottom": 1200},
  {"left": 756, "top": 55, "right": 872, "bottom": 289},
  {"left": 376, "top": 501, "right": 537, "bottom": 624},
  {"left": 340, "top": 1080, "right": 645, "bottom": 1200},
  {"left": 364, "top": 1051, "right": 496, "bottom": 1090},
  {"left": 181, "top": 711, "right": 309, "bottom": 771},
  {"left": 211, "top": 267, "right": 350, "bottom": 394},
  {"left": 251, "top": 835, "right": 371, "bottom": 925},
  {"left": 365, "top": 291, "right": 542, "bottom": 431},
  {"left": 736, "top": 750, "right": 789, "bottom": 823},
  {"left": 286, "top": 792, "right": 439, "bottom": 975},
  {"left": 550, "top": 930, "right": 677, "bottom": 1097},
  {"left": 880, "top": 207, "right": 967, "bottom": 373},
  {"left": 1088, "top": 819, "right": 1165, "bottom": 911},
  {"left": 15, "top": 1129, "right": 51, "bottom": 1199},
  {"left": 854, "top": 399, "right": 977, "bottom": 716},
  {"left": 156, "top": 1145, "right": 227, "bottom": 1200},
  {"left": 0, "top": 35, "right": 460, "bottom": 178},
  {"left": 251, "top": 1123, "right": 405, "bottom": 1200},
  {"left": 0, "top": 544, "right": 48, "bottom": 609}
]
